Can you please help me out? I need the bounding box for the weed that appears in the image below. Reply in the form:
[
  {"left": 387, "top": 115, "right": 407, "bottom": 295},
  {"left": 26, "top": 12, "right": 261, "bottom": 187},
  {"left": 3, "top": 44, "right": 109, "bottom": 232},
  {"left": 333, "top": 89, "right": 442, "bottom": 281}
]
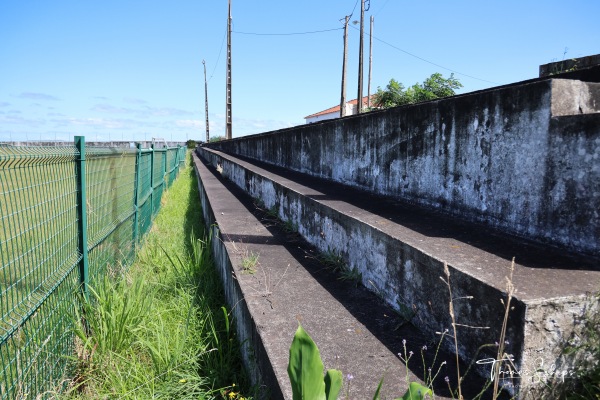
[
  {"left": 337, "top": 265, "right": 362, "bottom": 287},
  {"left": 59, "top": 156, "right": 254, "bottom": 399},
  {"left": 266, "top": 205, "right": 279, "bottom": 219},
  {"left": 253, "top": 197, "right": 265, "bottom": 210},
  {"left": 319, "top": 249, "right": 346, "bottom": 273},
  {"left": 283, "top": 219, "right": 299, "bottom": 234},
  {"left": 562, "top": 291, "right": 600, "bottom": 399},
  {"left": 242, "top": 252, "right": 259, "bottom": 274},
  {"left": 318, "top": 248, "right": 362, "bottom": 287}
]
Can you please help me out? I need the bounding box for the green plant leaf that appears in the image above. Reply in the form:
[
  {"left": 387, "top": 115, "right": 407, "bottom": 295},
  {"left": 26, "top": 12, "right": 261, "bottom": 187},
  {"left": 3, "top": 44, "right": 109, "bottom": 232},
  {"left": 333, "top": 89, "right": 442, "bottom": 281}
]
[
  {"left": 373, "top": 376, "right": 384, "bottom": 400},
  {"left": 288, "top": 324, "right": 326, "bottom": 400},
  {"left": 324, "top": 369, "right": 343, "bottom": 400},
  {"left": 397, "top": 382, "right": 433, "bottom": 400}
]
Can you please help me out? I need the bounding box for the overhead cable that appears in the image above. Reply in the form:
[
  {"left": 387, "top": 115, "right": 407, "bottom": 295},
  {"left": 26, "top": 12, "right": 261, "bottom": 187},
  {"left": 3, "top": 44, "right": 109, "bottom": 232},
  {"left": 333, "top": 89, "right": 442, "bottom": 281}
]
[
  {"left": 348, "top": 24, "right": 499, "bottom": 84},
  {"left": 233, "top": 27, "right": 343, "bottom": 36},
  {"left": 209, "top": 30, "right": 227, "bottom": 82}
]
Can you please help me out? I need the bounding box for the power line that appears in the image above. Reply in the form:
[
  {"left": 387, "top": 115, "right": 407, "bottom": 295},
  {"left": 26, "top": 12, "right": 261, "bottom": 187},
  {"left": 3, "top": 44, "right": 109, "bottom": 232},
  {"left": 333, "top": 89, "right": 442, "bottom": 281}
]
[
  {"left": 349, "top": 0, "right": 360, "bottom": 18},
  {"left": 233, "top": 27, "right": 343, "bottom": 36},
  {"left": 349, "top": 24, "right": 499, "bottom": 84},
  {"left": 374, "top": 0, "right": 390, "bottom": 16},
  {"left": 373, "top": 35, "right": 499, "bottom": 84},
  {"left": 209, "top": 30, "right": 227, "bottom": 82}
]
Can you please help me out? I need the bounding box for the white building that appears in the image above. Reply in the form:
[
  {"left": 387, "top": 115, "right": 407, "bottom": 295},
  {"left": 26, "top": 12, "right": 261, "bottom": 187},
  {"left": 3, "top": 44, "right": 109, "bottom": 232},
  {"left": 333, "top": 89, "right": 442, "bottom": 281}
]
[{"left": 304, "top": 96, "right": 373, "bottom": 124}]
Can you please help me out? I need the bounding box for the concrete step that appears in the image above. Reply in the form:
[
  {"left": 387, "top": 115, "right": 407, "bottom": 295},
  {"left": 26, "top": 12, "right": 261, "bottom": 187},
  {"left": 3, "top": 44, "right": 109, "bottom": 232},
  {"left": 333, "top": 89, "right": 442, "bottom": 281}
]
[
  {"left": 193, "top": 147, "right": 599, "bottom": 398},
  {"left": 191, "top": 151, "right": 482, "bottom": 399}
]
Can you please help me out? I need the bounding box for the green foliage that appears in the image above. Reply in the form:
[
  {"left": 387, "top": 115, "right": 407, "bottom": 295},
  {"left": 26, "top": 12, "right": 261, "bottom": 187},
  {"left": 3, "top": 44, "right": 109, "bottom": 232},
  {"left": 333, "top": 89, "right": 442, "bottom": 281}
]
[
  {"left": 338, "top": 265, "right": 362, "bottom": 287},
  {"left": 288, "top": 325, "right": 437, "bottom": 400},
  {"left": 73, "top": 274, "right": 150, "bottom": 356},
  {"left": 373, "top": 73, "right": 462, "bottom": 109},
  {"left": 63, "top": 158, "right": 254, "bottom": 399},
  {"left": 372, "top": 377, "right": 384, "bottom": 400},
  {"left": 398, "top": 382, "right": 433, "bottom": 400},
  {"left": 241, "top": 251, "right": 259, "bottom": 274},
  {"left": 318, "top": 249, "right": 346, "bottom": 272},
  {"left": 324, "top": 370, "right": 344, "bottom": 400},
  {"left": 283, "top": 219, "right": 299, "bottom": 234},
  {"left": 186, "top": 139, "right": 197, "bottom": 148},
  {"left": 564, "top": 293, "right": 600, "bottom": 399},
  {"left": 287, "top": 324, "right": 343, "bottom": 400},
  {"left": 318, "top": 249, "right": 362, "bottom": 287},
  {"left": 209, "top": 136, "right": 226, "bottom": 143}
]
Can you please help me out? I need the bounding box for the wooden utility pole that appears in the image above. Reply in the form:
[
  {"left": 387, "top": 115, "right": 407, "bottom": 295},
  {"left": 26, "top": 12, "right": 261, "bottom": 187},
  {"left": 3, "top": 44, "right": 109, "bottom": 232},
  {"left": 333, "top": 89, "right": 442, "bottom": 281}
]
[
  {"left": 340, "top": 15, "right": 349, "bottom": 118},
  {"left": 225, "top": 0, "right": 232, "bottom": 139},
  {"left": 203, "top": 60, "right": 210, "bottom": 142},
  {"left": 367, "top": 15, "right": 373, "bottom": 109},
  {"left": 357, "top": 0, "right": 365, "bottom": 113}
]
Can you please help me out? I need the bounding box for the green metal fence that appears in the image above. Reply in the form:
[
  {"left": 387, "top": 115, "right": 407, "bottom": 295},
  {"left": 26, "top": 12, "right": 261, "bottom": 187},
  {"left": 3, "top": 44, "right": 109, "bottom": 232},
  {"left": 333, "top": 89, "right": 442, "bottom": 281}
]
[{"left": 0, "top": 137, "right": 186, "bottom": 399}]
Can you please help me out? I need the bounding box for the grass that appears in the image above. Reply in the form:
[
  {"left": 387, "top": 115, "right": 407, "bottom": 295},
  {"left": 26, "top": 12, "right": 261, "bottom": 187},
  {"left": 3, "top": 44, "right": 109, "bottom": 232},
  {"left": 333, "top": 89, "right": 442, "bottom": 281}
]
[
  {"left": 318, "top": 248, "right": 362, "bottom": 287},
  {"left": 241, "top": 252, "right": 259, "bottom": 274},
  {"left": 55, "top": 154, "right": 253, "bottom": 399}
]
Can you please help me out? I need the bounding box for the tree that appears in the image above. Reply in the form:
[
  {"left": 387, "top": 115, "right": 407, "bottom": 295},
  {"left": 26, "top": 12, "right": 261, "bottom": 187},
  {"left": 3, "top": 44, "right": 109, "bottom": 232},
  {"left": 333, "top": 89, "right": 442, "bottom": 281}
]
[{"left": 372, "top": 73, "right": 462, "bottom": 109}]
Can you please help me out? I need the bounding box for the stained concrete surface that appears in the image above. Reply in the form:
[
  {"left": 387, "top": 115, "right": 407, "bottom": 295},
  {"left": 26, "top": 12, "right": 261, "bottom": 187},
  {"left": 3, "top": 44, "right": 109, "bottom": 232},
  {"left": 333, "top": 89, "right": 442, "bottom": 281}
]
[
  {"left": 192, "top": 152, "right": 511, "bottom": 399},
  {"left": 207, "top": 74, "right": 600, "bottom": 257},
  {"left": 197, "top": 146, "right": 600, "bottom": 398}
]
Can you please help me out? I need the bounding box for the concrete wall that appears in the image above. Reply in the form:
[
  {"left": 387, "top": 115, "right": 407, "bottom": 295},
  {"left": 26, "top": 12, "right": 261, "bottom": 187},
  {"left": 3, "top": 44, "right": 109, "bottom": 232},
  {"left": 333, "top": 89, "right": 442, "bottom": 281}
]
[
  {"left": 540, "top": 54, "right": 600, "bottom": 77},
  {"left": 207, "top": 78, "right": 600, "bottom": 257}
]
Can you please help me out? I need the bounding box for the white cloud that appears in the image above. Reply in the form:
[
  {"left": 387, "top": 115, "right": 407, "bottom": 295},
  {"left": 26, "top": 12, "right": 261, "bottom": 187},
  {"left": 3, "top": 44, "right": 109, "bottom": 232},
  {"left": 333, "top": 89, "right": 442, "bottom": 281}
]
[
  {"left": 59, "top": 117, "right": 131, "bottom": 129},
  {"left": 123, "top": 97, "right": 148, "bottom": 105},
  {"left": 143, "top": 106, "right": 193, "bottom": 117},
  {"left": 17, "top": 92, "right": 60, "bottom": 101},
  {"left": 175, "top": 119, "right": 202, "bottom": 128},
  {"left": 92, "top": 104, "right": 135, "bottom": 114},
  {"left": 0, "top": 114, "right": 46, "bottom": 126}
]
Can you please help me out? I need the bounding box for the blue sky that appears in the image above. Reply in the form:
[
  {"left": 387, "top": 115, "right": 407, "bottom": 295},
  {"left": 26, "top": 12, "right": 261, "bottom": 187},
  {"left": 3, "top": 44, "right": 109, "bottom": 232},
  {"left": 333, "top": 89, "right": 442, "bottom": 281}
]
[{"left": 1, "top": 0, "right": 598, "bottom": 143}]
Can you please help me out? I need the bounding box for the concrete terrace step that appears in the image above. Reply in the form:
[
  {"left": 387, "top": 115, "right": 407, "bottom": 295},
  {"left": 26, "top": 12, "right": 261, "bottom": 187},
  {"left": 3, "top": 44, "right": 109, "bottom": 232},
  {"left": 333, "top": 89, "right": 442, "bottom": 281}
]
[
  {"left": 193, "top": 147, "right": 600, "bottom": 398},
  {"left": 191, "top": 151, "right": 475, "bottom": 399}
]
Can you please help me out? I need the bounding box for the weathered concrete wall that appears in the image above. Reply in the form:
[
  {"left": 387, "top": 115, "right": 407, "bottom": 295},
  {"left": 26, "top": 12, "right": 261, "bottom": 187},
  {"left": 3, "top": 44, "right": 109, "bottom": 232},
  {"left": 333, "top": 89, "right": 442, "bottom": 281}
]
[
  {"left": 207, "top": 78, "right": 600, "bottom": 256},
  {"left": 197, "top": 146, "right": 600, "bottom": 397},
  {"left": 540, "top": 54, "right": 600, "bottom": 77}
]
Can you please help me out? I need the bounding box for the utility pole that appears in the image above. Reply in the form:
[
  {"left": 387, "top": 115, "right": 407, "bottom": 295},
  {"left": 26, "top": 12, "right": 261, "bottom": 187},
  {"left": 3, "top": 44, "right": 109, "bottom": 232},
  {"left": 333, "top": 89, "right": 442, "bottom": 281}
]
[
  {"left": 203, "top": 60, "right": 210, "bottom": 142},
  {"left": 225, "top": 0, "right": 232, "bottom": 139},
  {"left": 367, "top": 15, "right": 374, "bottom": 109},
  {"left": 340, "top": 15, "right": 349, "bottom": 118},
  {"left": 357, "top": 0, "right": 365, "bottom": 114}
]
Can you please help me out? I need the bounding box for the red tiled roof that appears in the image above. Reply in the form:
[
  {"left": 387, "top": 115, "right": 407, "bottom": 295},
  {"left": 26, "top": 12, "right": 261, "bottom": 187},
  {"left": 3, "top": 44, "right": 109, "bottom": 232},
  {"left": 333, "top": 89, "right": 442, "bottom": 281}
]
[{"left": 304, "top": 95, "right": 373, "bottom": 119}]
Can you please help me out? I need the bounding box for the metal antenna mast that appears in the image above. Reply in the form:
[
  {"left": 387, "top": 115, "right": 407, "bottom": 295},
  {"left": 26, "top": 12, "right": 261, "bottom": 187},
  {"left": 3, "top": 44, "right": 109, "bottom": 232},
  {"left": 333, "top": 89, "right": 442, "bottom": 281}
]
[
  {"left": 225, "top": 0, "right": 232, "bottom": 139},
  {"left": 203, "top": 60, "right": 210, "bottom": 142}
]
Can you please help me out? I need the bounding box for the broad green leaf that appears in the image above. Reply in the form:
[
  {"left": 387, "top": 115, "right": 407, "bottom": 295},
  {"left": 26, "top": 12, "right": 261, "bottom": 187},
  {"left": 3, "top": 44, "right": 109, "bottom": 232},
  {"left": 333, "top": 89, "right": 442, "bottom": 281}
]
[
  {"left": 397, "top": 382, "right": 433, "bottom": 400},
  {"left": 324, "top": 369, "right": 343, "bottom": 400},
  {"left": 288, "top": 324, "right": 326, "bottom": 400}
]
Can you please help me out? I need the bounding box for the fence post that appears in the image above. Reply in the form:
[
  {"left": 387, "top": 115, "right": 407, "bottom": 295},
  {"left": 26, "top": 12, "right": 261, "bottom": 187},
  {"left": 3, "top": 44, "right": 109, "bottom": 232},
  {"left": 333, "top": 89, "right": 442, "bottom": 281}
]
[
  {"left": 150, "top": 143, "right": 155, "bottom": 218},
  {"left": 132, "top": 143, "right": 142, "bottom": 246},
  {"left": 162, "top": 147, "right": 167, "bottom": 188},
  {"left": 173, "top": 146, "right": 179, "bottom": 181},
  {"left": 75, "top": 136, "right": 89, "bottom": 299}
]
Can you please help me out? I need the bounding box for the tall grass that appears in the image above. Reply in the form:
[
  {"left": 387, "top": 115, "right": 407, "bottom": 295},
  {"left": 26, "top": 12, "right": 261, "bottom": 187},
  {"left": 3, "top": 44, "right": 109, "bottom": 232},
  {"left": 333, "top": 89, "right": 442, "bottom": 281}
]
[{"left": 56, "top": 155, "right": 253, "bottom": 399}]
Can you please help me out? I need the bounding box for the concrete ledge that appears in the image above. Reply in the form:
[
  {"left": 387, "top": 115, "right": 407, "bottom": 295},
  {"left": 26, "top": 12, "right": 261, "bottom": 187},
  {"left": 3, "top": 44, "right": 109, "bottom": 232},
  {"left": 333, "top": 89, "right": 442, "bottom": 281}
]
[
  {"left": 191, "top": 151, "right": 468, "bottom": 399},
  {"left": 196, "top": 147, "right": 600, "bottom": 397},
  {"left": 206, "top": 78, "right": 600, "bottom": 257}
]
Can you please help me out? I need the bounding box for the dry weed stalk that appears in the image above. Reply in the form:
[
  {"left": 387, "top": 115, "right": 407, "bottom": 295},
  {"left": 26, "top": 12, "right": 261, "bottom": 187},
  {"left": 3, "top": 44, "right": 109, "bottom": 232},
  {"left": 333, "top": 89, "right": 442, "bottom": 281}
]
[
  {"left": 442, "top": 261, "right": 464, "bottom": 400},
  {"left": 493, "top": 257, "right": 516, "bottom": 399}
]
